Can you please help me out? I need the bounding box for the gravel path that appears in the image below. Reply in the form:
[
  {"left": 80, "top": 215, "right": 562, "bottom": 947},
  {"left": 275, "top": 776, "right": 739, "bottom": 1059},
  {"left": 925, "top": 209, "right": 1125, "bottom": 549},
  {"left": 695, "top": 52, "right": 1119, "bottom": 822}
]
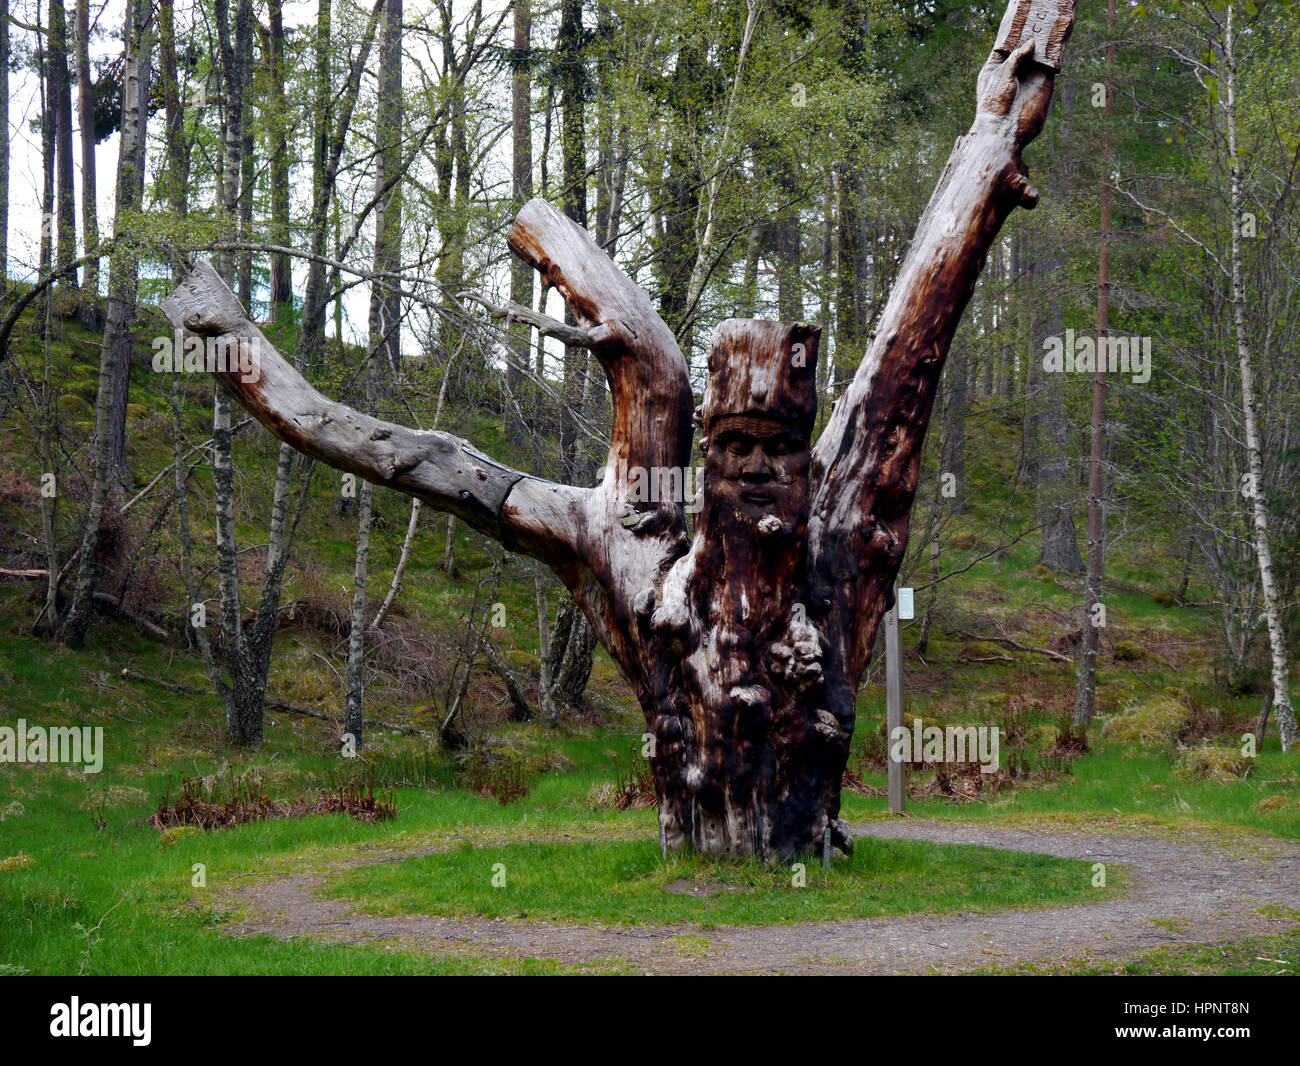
[{"left": 217, "top": 820, "right": 1300, "bottom": 974}]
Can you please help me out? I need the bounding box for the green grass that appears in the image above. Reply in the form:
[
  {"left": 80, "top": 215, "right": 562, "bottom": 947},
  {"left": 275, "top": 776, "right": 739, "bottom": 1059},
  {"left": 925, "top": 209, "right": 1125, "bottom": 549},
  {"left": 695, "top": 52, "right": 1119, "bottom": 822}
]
[
  {"left": 839, "top": 726, "right": 1300, "bottom": 839},
  {"left": 323, "top": 836, "right": 1105, "bottom": 928}
]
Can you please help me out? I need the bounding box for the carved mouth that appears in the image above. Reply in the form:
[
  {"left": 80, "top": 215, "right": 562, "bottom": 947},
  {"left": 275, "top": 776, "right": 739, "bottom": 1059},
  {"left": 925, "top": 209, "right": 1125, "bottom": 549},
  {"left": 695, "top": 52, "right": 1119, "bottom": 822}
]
[{"left": 740, "top": 488, "right": 773, "bottom": 505}]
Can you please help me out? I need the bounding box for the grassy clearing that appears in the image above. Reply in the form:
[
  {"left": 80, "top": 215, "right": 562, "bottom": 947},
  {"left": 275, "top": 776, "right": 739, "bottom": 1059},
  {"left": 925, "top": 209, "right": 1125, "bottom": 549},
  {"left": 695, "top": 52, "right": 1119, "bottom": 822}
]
[
  {"left": 322, "top": 835, "right": 1103, "bottom": 928},
  {"left": 1, "top": 506, "right": 1296, "bottom": 973},
  {"left": 1, "top": 308, "right": 1297, "bottom": 974}
]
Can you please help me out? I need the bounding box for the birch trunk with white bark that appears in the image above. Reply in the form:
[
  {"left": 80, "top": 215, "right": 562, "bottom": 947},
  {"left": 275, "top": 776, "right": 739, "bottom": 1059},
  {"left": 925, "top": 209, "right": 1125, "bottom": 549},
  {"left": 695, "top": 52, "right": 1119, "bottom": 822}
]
[{"left": 1222, "top": 3, "right": 1296, "bottom": 751}]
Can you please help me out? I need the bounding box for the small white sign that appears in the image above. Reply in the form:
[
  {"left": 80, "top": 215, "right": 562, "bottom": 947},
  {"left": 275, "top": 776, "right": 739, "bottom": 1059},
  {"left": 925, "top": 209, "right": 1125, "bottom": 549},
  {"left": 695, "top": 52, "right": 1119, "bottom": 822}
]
[{"left": 897, "top": 587, "right": 915, "bottom": 620}]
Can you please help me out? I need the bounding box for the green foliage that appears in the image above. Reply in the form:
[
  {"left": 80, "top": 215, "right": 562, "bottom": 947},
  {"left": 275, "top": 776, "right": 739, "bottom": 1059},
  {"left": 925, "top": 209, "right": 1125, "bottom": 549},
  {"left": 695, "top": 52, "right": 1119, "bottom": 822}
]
[
  {"left": 1174, "top": 743, "right": 1252, "bottom": 783},
  {"left": 325, "top": 836, "right": 1100, "bottom": 928}
]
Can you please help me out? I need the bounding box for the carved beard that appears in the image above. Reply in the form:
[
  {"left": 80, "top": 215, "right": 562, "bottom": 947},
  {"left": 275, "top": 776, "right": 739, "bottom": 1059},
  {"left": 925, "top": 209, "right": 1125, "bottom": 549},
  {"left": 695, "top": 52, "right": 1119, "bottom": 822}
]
[
  {"left": 649, "top": 438, "right": 830, "bottom": 856},
  {"left": 694, "top": 444, "right": 809, "bottom": 653}
]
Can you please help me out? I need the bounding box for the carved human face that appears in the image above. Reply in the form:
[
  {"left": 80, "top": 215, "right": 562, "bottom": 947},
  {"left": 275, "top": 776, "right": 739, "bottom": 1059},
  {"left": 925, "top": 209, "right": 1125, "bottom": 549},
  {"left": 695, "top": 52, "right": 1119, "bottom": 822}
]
[{"left": 703, "top": 415, "right": 810, "bottom": 528}]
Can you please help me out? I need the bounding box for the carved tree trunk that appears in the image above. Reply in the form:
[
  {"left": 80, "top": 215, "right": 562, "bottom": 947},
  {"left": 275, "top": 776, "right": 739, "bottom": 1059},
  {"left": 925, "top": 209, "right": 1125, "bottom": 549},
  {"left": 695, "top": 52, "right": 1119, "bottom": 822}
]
[{"left": 165, "top": 0, "right": 1076, "bottom": 858}]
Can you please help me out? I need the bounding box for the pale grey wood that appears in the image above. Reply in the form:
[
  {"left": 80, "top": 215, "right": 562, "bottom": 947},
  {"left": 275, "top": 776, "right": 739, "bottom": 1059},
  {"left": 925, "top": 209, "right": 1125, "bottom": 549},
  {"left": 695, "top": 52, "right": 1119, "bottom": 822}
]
[{"left": 160, "top": 260, "right": 581, "bottom": 548}]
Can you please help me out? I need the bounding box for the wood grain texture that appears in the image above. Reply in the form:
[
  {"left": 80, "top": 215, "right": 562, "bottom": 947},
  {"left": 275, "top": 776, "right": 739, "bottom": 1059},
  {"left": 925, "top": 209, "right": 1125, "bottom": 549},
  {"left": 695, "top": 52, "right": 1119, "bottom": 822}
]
[
  {"left": 161, "top": 261, "right": 582, "bottom": 547},
  {"left": 995, "top": 0, "right": 1075, "bottom": 71}
]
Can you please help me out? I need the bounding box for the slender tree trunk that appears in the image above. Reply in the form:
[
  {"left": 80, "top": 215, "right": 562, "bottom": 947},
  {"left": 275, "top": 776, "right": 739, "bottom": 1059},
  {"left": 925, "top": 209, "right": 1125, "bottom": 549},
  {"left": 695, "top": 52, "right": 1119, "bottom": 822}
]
[
  {"left": 0, "top": 0, "right": 8, "bottom": 305},
  {"left": 74, "top": 0, "right": 96, "bottom": 296},
  {"left": 1016, "top": 261, "right": 1041, "bottom": 486},
  {"left": 534, "top": 566, "right": 556, "bottom": 722},
  {"left": 371, "top": 334, "right": 458, "bottom": 631},
  {"left": 1074, "top": 0, "right": 1114, "bottom": 728},
  {"left": 235, "top": 4, "right": 254, "bottom": 305},
  {"left": 345, "top": 0, "right": 405, "bottom": 747},
  {"left": 371, "top": 499, "right": 419, "bottom": 631},
  {"left": 368, "top": 0, "right": 403, "bottom": 372},
  {"left": 169, "top": 377, "right": 224, "bottom": 701},
  {"left": 303, "top": 0, "right": 332, "bottom": 358},
  {"left": 819, "top": 170, "right": 835, "bottom": 397},
  {"left": 1222, "top": 3, "right": 1296, "bottom": 750},
  {"left": 344, "top": 478, "right": 374, "bottom": 749},
  {"left": 48, "top": 0, "right": 77, "bottom": 288},
  {"left": 300, "top": 0, "right": 383, "bottom": 364},
  {"left": 36, "top": 6, "right": 53, "bottom": 320},
  {"left": 835, "top": 0, "right": 869, "bottom": 392},
  {"left": 506, "top": 0, "right": 533, "bottom": 440},
  {"left": 1000, "top": 233, "right": 1020, "bottom": 398},
  {"left": 544, "top": 600, "right": 596, "bottom": 714},
  {"left": 343, "top": 372, "right": 374, "bottom": 750},
  {"left": 158, "top": 0, "right": 188, "bottom": 216},
  {"left": 984, "top": 244, "right": 1000, "bottom": 395},
  {"left": 267, "top": 0, "right": 292, "bottom": 325},
  {"left": 60, "top": 0, "right": 151, "bottom": 648},
  {"left": 443, "top": 516, "right": 458, "bottom": 576},
  {"left": 211, "top": 390, "right": 260, "bottom": 746},
  {"left": 209, "top": 0, "right": 276, "bottom": 747},
  {"left": 38, "top": 282, "right": 60, "bottom": 629},
  {"left": 917, "top": 539, "right": 941, "bottom": 654},
  {"left": 557, "top": 0, "right": 588, "bottom": 481},
  {"left": 1038, "top": 255, "right": 1082, "bottom": 571},
  {"left": 551, "top": 0, "right": 599, "bottom": 707},
  {"left": 941, "top": 348, "right": 968, "bottom": 516}
]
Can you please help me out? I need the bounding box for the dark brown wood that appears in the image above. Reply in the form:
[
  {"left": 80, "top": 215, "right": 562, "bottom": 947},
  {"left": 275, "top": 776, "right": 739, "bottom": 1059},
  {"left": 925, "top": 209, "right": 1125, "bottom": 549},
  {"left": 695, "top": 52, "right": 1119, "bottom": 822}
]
[
  {"left": 165, "top": 0, "right": 1076, "bottom": 860},
  {"left": 1075, "top": 0, "right": 1115, "bottom": 728},
  {"left": 1255, "top": 684, "right": 1274, "bottom": 749}
]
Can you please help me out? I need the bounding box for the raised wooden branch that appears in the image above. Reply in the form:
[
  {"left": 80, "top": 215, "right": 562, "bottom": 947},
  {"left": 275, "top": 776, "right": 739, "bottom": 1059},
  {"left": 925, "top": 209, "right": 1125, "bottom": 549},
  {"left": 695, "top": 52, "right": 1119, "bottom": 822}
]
[
  {"left": 161, "top": 261, "right": 589, "bottom": 555},
  {"left": 508, "top": 198, "right": 695, "bottom": 480},
  {"left": 166, "top": 0, "right": 1076, "bottom": 860},
  {"left": 807, "top": 0, "right": 1075, "bottom": 745}
]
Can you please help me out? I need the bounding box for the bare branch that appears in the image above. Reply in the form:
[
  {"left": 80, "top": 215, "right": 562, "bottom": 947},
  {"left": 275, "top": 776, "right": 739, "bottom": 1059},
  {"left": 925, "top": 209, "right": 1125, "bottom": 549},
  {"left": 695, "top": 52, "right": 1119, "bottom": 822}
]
[{"left": 457, "top": 289, "right": 597, "bottom": 349}]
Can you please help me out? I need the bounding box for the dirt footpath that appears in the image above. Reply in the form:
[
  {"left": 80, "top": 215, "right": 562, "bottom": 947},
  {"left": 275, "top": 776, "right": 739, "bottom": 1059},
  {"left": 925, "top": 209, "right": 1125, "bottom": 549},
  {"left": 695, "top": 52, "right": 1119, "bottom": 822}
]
[{"left": 218, "top": 819, "right": 1300, "bottom": 974}]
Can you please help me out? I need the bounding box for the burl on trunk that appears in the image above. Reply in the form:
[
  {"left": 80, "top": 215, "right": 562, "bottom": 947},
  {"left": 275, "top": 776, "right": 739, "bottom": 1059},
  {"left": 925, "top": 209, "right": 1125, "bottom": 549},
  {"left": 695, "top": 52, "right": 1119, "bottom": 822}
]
[{"left": 163, "top": 0, "right": 1075, "bottom": 860}]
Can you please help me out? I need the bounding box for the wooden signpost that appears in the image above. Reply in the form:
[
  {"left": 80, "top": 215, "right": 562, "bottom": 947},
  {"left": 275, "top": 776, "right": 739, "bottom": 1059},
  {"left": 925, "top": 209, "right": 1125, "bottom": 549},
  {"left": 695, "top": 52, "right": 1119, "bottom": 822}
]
[{"left": 885, "top": 593, "right": 906, "bottom": 814}]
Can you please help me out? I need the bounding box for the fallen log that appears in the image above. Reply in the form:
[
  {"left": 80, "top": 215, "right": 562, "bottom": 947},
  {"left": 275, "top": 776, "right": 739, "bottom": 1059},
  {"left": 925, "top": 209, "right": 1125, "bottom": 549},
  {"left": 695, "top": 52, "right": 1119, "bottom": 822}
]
[{"left": 958, "top": 629, "right": 1073, "bottom": 663}]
